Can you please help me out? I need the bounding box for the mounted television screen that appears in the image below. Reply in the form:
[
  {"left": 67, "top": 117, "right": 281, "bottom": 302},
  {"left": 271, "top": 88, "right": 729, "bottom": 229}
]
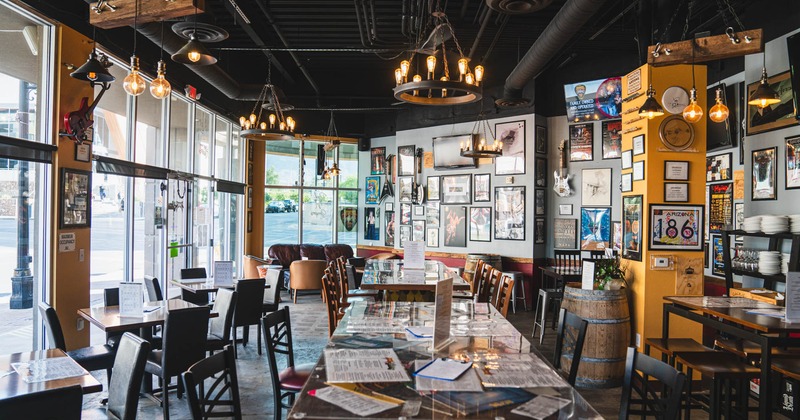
[
  {"left": 564, "top": 76, "right": 622, "bottom": 122},
  {"left": 788, "top": 33, "right": 800, "bottom": 120},
  {"left": 432, "top": 134, "right": 477, "bottom": 169},
  {"left": 706, "top": 82, "right": 740, "bottom": 151}
]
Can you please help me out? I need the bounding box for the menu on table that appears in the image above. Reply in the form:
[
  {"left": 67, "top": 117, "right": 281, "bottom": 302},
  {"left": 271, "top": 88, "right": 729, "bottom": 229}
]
[
  {"left": 214, "top": 260, "right": 234, "bottom": 287},
  {"left": 324, "top": 348, "right": 411, "bottom": 383},
  {"left": 12, "top": 357, "right": 88, "bottom": 383},
  {"left": 403, "top": 240, "right": 426, "bottom": 269},
  {"left": 786, "top": 272, "right": 800, "bottom": 322},
  {"left": 433, "top": 277, "right": 453, "bottom": 351},
  {"left": 119, "top": 281, "right": 143, "bottom": 317},
  {"left": 475, "top": 353, "right": 567, "bottom": 388}
]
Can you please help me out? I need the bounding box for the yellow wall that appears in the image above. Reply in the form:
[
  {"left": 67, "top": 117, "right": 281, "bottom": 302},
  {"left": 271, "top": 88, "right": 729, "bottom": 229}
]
[{"left": 245, "top": 140, "right": 265, "bottom": 256}]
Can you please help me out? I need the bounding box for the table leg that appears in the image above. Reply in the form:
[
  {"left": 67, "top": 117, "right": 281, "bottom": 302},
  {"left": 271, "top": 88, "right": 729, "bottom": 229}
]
[
  {"left": 760, "top": 339, "right": 773, "bottom": 420},
  {"left": 662, "top": 303, "right": 671, "bottom": 341},
  {"left": 140, "top": 326, "right": 154, "bottom": 394}
]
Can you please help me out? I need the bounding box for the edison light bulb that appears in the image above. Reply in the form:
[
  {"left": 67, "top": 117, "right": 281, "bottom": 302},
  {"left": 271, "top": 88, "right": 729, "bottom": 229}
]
[
  {"left": 709, "top": 88, "right": 729, "bottom": 123},
  {"left": 249, "top": 114, "right": 257, "bottom": 125},
  {"left": 149, "top": 61, "right": 171, "bottom": 99},
  {"left": 474, "top": 65, "right": 484, "bottom": 85},
  {"left": 458, "top": 58, "right": 468, "bottom": 75},
  {"left": 286, "top": 116, "right": 295, "bottom": 131},
  {"left": 260, "top": 122, "right": 267, "bottom": 130},
  {"left": 87, "top": 71, "right": 98, "bottom": 81},
  {"left": 188, "top": 49, "right": 201, "bottom": 63},
  {"left": 441, "top": 76, "right": 448, "bottom": 97},
  {"left": 269, "top": 114, "right": 276, "bottom": 128},
  {"left": 465, "top": 73, "right": 475, "bottom": 85},
  {"left": 239, "top": 116, "right": 246, "bottom": 127},
  {"left": 426, "top": 55, "right": 436, "bottom": 78},
  {"left": 279, "top": 121, "right": 286, "bottom": 131},
  {"left": 244, "top": 120, "right": 251, "bottom": 130},
  {"left": 412, "top": 74, "right": 422, "bottom": 82},
  {"left": 400, "top": 60, "right": 410, "bottom": 77},
  {"left": 123, "top": 55, "right": 146, "bottom": 96},
  {"left": 682, "top": 88, "right": 703, "bottom": 123},
  {"left": 394, "top": 68, "right": 403, "bottom": 85}
]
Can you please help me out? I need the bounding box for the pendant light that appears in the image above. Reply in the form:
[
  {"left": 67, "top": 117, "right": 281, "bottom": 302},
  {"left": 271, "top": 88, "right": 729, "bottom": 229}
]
[
  {"left": 123, "top": 0, "right": 145, "bottom": 96},
  {"left": 748, "top": 52, "right": 780, "bottom": 109},
  {"left": 150, "top": 21, "right": 172, "bottom": 99},
  {"left": 709, "top": 87, "right": 730, "bottom": 123},
  {"left": 71, "top": 28, "right": 115, "bottom": 84},
  {"left": 171, "top": 7, "right": 217, "bottom": 66},
  {"left": 682, "top": 42, "right": 703, "bottom": 123}
]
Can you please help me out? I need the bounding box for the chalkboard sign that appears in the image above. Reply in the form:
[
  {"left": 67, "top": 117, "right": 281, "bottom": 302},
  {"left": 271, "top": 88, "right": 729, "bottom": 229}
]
[{"left": 553, "top": 218, "right": 578, "bottom": 249}]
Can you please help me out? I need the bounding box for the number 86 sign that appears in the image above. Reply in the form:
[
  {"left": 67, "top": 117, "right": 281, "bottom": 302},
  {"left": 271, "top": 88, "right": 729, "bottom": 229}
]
[{"left": 648, "top": 204, "right": 704, "bottom": 250}]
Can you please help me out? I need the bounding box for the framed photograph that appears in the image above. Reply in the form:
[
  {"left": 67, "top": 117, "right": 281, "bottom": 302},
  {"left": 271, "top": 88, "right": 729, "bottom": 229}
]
[
  {"left": 534, "top": 217, "right": 546, "bottom": 244},
  {"left": 364, "top": 207, "right": 379, "bottom": 241},
  {"left": 580, "top": 207, "right": 611, "bottom": 250},
  {"left": 712, "top": 235, "right": 725, "bottom": 276},
  {"left": 426, "top": 202, "right": 440, "bottom": 226},
  {"left": 581, "top": 168, "right": 612, "bottom": 206},
  {"left": 247, "top": 162, "right": 254, "bottom": 185},
  {"left": 397, "top": 145, "right": 416, "bottom": 176},
  {"left": 247, "top": 187, "right": 253, "bottom": 209},
  {"left": 473, "top": 174, "right": 491, "bottom": 202},
  {"left": 621, "top": 173, "right": 633, "bottom": 192},
  {"left": 664, "top": 183, "right": 689, "bottom": 202},
  {"left": 247, "top": 140, "right": 254, "bottom": 161},
  {"left": 400, "top": 203, "right": 412, "bottom": 225},
  {"left": 553, "top": 218, "right": 578, "bottom": 249},
  {"left": 664, "top": 161, "right": 689, "bottom": 181},
  {"left": 752, "top": 147, "right": 777, "bottom": 200},
  {"left": 786, "top": 135, "right": 800, "bottom": 189},
  {"left": 427, "top": 227, "right": 439, "bottom": 248},
  {"left": 385, "top": 211, "right": 395, "bottom": 246},
  {"left": 612, "top": 221, "right": 623, "bottom": 251},
  {"left": 246, "top": 211, "right": 252, "bottom": 233},
  {"left": 535, "top": 125, "right": 547, "bottom": 154},
  {"left": 746, "top": 70, "right": 798, "bottom": 135},
  {"left": 443, "top": 206, "right": 467, "bottom": 247},
  {"left": 398, "top": 176, "right": 414, "bottom": 203},
  {"left": 708, "top": 183, "right": 733, "bottom": 232},
  {"left": 385, "top": 202, "right": 394, "bottom": 212},
  {"left": 706, "top": 153, "right": 732, "bottom": 182},
  {"left": 60, "top": 168, "right": 91, "bottom": 228},
  {"left": 632, "top": 134, "right": 645, "bottom": 155},
  {"left": 427, "top": 176, "right": 441, "bottom": 201},
  {"left": 365, "top": 176, "right": 381, "bottom": 204},
  {"left": 370, "top": 147, "right": 386, "bottom": 175},
  {"left": 734, "top": 202, "right": 744, "bottom": 239},
  {"left": 75, "top": 143, "right": 91, "bottom": 162},
  {"left": 413, "top": 205, "right": 425, "bottom": 218},
  {"left": 412, "top": 220, "right": 426, "bottom": 242},
  {"left": 559, "top": 204, "right": 573, "bottom": 215},
  {"left": 494, "top": 186, "right": 526, "bottom": 240},
  {"left": 632, "top": 161, "right": 645, "bottom": 181},
  {"left": 535, "top": 158, "right": 547, "bottom": 188},
  {"left": 601, "top": 120, "right": 622, "bottom": 159},
  {"left": 622, "top": 195, "right": 643, "bottom": 261},
  {"left": 399, "top": 225, "right": 411, "bottom": 248},
  {"left": 621, "top": 150, "right": 632, "bottom": 169},
  {"left": 495, "top": 120, "right": 526, "bottom": 175},
  {"left": 534, "top": 188, "right": 546, "bottom": 216},
  {"left": 469, "top": 207, "right": 492, "bottom": 242},
  {"left": 441, "top": 174, "right": 472, "bottom": 204},
  {"left": 569, "top": 123, "right": 593, "bottom": 162},
  {"left": 648, "top": 204, "right": 704, "bottom": 250}
]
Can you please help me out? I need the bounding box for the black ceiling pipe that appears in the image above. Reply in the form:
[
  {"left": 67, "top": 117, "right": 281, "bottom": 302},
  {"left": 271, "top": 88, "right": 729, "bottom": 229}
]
[{"left": 497, "top": 0, "right": 608, "bottom": 107}]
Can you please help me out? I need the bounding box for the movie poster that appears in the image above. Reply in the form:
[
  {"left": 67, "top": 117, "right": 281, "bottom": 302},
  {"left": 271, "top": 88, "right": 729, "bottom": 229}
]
[{"left": 708, "top": 183, "right": 733, "bottom": 233}]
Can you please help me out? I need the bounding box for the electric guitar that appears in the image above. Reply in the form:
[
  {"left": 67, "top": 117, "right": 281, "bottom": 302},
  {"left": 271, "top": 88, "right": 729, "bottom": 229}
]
[
  {"left": 62, "top": 84, "right": 110, "bottom": 143},
  {"left": 379, "top": 154, "right": 395, "bottom": 203},
  {"left": 553, "top": 140, "right": 573, "bottom": 197}
]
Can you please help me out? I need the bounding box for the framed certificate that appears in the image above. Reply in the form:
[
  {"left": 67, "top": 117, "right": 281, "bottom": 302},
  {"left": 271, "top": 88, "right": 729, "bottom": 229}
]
[
  {"left": 632, "top": 134, "right": 645, "bottom": 155},
  {"left": 621, "top": 150, "right": 632, "bottom": 169},
  {"left": 632, "top": 161, "right": 645, "bottom": 181},
  {"left": 621, "top": 173, "right": 633, "bottom": 192},
  {"left": 664, "top": 160, "right": 689, "bottom": 181},
  {"left": 664, "top": 183, "right": 689, "bottom": 202}
]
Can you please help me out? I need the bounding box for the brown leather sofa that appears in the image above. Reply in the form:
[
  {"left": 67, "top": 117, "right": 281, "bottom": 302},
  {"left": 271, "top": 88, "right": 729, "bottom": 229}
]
[{"left": 267, "top": 244, "right": 354, "bottom": 269}]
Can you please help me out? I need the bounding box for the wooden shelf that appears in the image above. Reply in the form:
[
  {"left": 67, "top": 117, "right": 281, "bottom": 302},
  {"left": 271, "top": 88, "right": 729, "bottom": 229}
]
[
  {"left": 722, "top": 229, "right": 796, "bottom": 239},
  {"left": 729, "top": 268, "right": 785, "bottom": 283},
  {"left": 720, "top": 230, "right": 800, "bottom": 294}
]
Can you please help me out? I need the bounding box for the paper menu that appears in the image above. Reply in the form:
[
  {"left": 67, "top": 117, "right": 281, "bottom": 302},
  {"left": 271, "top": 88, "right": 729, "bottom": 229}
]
[
  {"left": 581, "top": 260, "right": 596, "bottom": 290},
  {"left": 119, "top": 282, "right": 143, "bottom": 317},
  {"left": 476, "top": 353, "right": 568, "bottom": 388},
  {"left": 433, "top": 277, "right": 454, "bottom": 351},
  {"left": 786, "top": 272, "right": 800, "bottom": 322},
  {"left": 511, "top": 394, "right": 572, "bottom": 419},
  {"left": 309, "top": 386, "right": 400, "bottom": 416},
  {"left": 403, "top": 240, "right": 426, "bottom": 269},
  {"left": 414, "top": 358, "right": 472, "bottom": 381},
  {"left": 214, "top": 260, "right": 234, "bottom": 287},
  {"left": 413, "top": 360, "right": 483, "bottom": 392},
  {"left": 324, "top": 348, "right": 411, "bottom": 383}
]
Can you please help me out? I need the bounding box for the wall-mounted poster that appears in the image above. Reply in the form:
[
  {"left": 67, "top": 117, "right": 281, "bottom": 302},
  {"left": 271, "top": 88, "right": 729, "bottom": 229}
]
[
  {"left": 786, "top": 135, "right": 800, "bottom": 189},
  {"left": 426, "top": 202, "right": 440, "bottom": 226},
  {"left": 427, "top": 176, "right": 441, "bottom": 201},
  {"left": 371, "top": 147, "right": 386, "bottom": 175},
  {"left": 60, "top": 168, "right": 92, "bottom": 228},
  {"left": 535, "top": 158, "right": 547, "bottom": 188},
  {"left": 400, "top": 203, "right": 412, "bottom": 225},
  {"left": 495, "top": 186, "right": 526, "bottom": 240},
  {"left": 473, "top": 174, "right": 491, "bottom": 202},
  {"left": 469, "top": 207, "right": 491, "bottom": 242},
  {"left": 708, "top": 183, "right": 733, "bottom": 233},
  {"left": 553, "top": 218, "right": 578, "bottom": 249},
  {"left": 581, "top": 168, "right": 612, "bottom": 206},
  {"left": 733, "top": 169, "right": 744, "bottom": 199},
  {"left": 441, "top": 174, "right": 472, "bottom": 204},
  {"left": 399, "top": 225, "right": 411, "bottom": 248},
  {"left": 752, "top": 147, "right": 777, "bottom": 200},
  {"left": 612, "top": 221, "right": 622, "bottom": 251},
  {"left": 398, "top": 176, "right": 413, "bottom": 203},
  {"left": 534, "top": 189, "right": 546, "bottom": 216},
  {"left": 385, "top": 211, "right": 395, "bottom": 246},
  {"left": 535, "top": 217, "right": 546, "bottom": 244},
  {"left": 712, "top": 235, "right": 725, "bottom": 276},
  {"left": 443, "top": 206, "right": 467, "bottom": 247},
  {"left": 580, "top": 207, "right": 611, "bottom": 250},
  {"left": 412, "top": 220, "right": 425, "bottom": 242},
  {"left": 365, "top": 176, "right": 381, "bottom": 204},
  {"left": 427, "top": 227, "right": 439, "bottom": 248},
  {"left": 397, "top": 145, "right": 416, "bottom": 176},
  {"left": 602, "top": 120, "right": 622, "bottom": 159},
  {"left": 648, "top": 204, "right": 703, "bottom": 251},
  {"left": 564, "top": 77, "right": 622, "bottom": 121},
  {"left": 535, "top": 125, "right": 547, "bottom": 154},
  {"left": 746, "top": 70, "right": 798, "bottom": 135},
  {"left": 569, "top": 123, "right": 593, "bottom": 162},
  {"left": 734, "top": 202, "right": 744, "bottom": 240},
  {"left": 706, "top": 153, "right": 732, "bottom": 182},
  {"left": 495, "top": 120, "right": 526, "bottom": 175},
  {"left": 622, "top": 195, "right": 642, "bottom": 261},
  {"left": 364, "top": 207, "right": 379, "bottom": 240}
]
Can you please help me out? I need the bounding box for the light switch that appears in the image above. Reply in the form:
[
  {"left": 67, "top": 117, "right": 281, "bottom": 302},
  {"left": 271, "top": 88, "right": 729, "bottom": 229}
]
[{"left": 79, "top": 249, "right": 85, "bottom": 262}]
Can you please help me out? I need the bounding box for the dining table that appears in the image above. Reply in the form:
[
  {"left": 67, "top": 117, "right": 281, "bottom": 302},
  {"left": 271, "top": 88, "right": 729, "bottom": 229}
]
[
  {"left": 0, "top": 349, "right": 102, "bottom": 400},
  {"left": 539, "top": 265, "right": 582, "bottom": 290},
  {"left": 360, "top": 260, "right": 470, "bottom": 302}
]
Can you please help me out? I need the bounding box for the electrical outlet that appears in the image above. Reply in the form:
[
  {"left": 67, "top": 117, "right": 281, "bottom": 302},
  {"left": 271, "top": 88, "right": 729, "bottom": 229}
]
[
  {"left": 505, "top": 176, "right": 514, "bottom": 184},
  {"left": 79, "top": 249, "right": 85, "bottom": 262},
  {"left": 635, "top": 333, "right": 641, "bottom": 348},
  {"left": 76, "top": 318, "right": 84, "bottom": 331}
]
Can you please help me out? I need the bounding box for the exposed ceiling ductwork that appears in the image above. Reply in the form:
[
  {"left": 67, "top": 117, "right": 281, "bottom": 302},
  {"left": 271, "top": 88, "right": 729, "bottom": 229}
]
[{"left": 485, "top": 0, "right": 555, "bottom": 15}]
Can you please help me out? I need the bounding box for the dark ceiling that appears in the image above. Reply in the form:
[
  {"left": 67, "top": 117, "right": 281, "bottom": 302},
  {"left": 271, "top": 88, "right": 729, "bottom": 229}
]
[{"left": 22, "top": 0, "right": 800, "bottom": 137}]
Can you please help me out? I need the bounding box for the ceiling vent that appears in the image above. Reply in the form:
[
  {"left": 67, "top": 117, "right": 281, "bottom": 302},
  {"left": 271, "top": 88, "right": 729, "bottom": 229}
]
[
  {"left": 171, "top": 21, "right": 230, "bottom": 43},
  {"left": 494, "top": 97, "right": 531, "bottom": 107},
  {"left": 485, "top": 0, "right": 554, "bottom": 14}
]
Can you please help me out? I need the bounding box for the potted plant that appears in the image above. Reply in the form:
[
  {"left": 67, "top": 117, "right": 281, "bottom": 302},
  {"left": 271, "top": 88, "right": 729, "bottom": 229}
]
[{"left": 594, "top": 254, "right": 627, "bottom": 290}]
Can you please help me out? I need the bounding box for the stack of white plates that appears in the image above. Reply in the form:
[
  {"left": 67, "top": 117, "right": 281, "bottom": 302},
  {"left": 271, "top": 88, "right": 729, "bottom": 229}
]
[
  {"left": 761, "top": 215, "right": 789, "bottom": 234},
  {"left": 759, "top": 251, "right": 782, "bottom": 275},
  {"left": 790, "top": 214, "right": 800, "bottom": 233},
  {"left": 742, "top": 216, "right": 762, "bottom": 233},
  {"left": 782, "top": 253, "right": 791, "bottom": 274}
]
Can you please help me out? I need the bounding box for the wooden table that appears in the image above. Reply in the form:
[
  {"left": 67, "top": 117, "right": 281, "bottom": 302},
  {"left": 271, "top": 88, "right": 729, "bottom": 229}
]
[
  {"left": 539, "top": 265, "right": 582, "bottom": 290},
  {"left": 662, "top": 296, "right": 800, "bottom": 419},
  {"left": 360, "top": 260, "right": 471, "bottom": 292},
  {"left": 170, "top": 278, "right": 271, "bottom": 295},
  {"left": 78, "top": 298, "right": 216, "bottom": 333},
  {"left": 0, "top": 349, "right": 102, "bottom": 400}
]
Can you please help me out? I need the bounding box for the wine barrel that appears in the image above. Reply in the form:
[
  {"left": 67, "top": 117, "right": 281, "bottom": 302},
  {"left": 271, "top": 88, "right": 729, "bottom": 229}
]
[
  {"left": 463, "top": 254, "right": 503, "bottom": 286},
  {"left": 560, "top": 284, "right": 630, "bottom": 389}
]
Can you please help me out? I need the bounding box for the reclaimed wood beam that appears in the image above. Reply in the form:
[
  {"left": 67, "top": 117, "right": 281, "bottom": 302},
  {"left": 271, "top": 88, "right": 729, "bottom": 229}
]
[
  {"left": 647, "top": 29, "right": 763, "bottom": 66},
  {"left": 89, "top": 0, "right": 205, "bottom": 29}
]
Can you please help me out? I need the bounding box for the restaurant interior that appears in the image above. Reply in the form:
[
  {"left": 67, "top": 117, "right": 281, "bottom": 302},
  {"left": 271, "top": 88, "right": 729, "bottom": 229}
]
[{"left": 1, "top": 0, "right": 800, "bottom": 418}]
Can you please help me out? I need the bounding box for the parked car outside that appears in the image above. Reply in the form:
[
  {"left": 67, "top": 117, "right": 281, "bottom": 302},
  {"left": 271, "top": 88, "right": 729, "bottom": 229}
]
[
  {"left": 266, "top": 201, "right": 286, "bottom": 213},
  {"left": 283, "top": 199, "right": 298, "bottom": 212}
]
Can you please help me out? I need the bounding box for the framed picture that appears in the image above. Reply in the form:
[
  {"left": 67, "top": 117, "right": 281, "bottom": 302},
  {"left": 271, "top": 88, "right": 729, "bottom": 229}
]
[
  {"left": 621, "top": 173, "right": 633, "bottom": 192},
  {"left": 708, "top": 183, "right": 733, "bottom": 232},
  {"left": 364, "top": 207, "right": 379, "bottom": 240},
  {"left": 535, "top": 125, "right": 547, "bottom": 154},
  {"left": 365, "top": 176, "right": 381, "bottom": 204},
  {"left": 581, "top": 168, "right": 612, "bottom": 206},
  {"left": 397, "top": 145, "right": 416, "bottom": 176},
  {"left": 413, "top": 205, "right": 425, "bottom": 218},
  {"left": 786, "top": 135, "right": 800, "bottom": 189},
  {"left": 494, "top": 186, "right": 525, "bottom": 240},
  {"left": 75, "top": 143, "right": 91, "bottom": 162},
  {"left": 569, "top": 123, "right": 593, "bottom": 161},
  {"left": 622, "top": 195, "right": 643, "bottom": 261},
  {"left": 559, "top": 204, "right": 573, "bottom": 215},
  {"left": 370, "top": 147, "right": 386, "bottom": 175},
  {"left": 246, "top": 211, "right": 252, "bottom": 233},
  {"left": 473, "top": 174, "right": 491, "bottom": 202},
  {"left": 495, "top": 120, "right": 526, "bottom": 175},
  {"left": 427, "top": 176, "right": 441, "bottom": 201},
  {"left": 385, "top": 211, "right": 395, "bottom": 246},
  {"left": 412, "top": 220, "right": 426, "bottom": 242},
  {"left": 398, "top": 176, "right": 414, "bottom": 203},
  {"left": 632, "top": 160, "right": 645, "bottom": 181},
  {"left": 746, "top": 70, "right": 798, "bottom": 135},
  {"left": 705, "top": 243, "right": 709, "bottom": 269},
  {"left": 580, "top": 207, "right": 611, "bottom": 250},
  {"left": 443, "top": 206, "right": 467, "bottom": 247},
  {"left": 60, "top": 168, "right": 91, "bottom": 228},
  {"left": 621, "top": 150, "right": 632, "bottom": 169},
  {"left": 247, "top": 140, "right": 254, "bottom": 161},
  {"left": 469, "top": 207, "right": 492, "bottom": 242},
  {"left": 553, "top": 218, "right": 577, "bottom": 249},
  {"left": 534, "top": 217, "right": 546, "bottom": 244},
  {"left": 706, "top": 153, "right": 732, "bottom": 182},
  {"left": 535, "top": 158, "right": 547, "bottom": 188},
  {"left": 612, "top": 221, "right": 623, "bottom": 251},
  {"left": 426, "top": 202, "right": 440, "bottom": 226},
  {"left": 399, "top": 225, "right": 411, "bottom": 248},
  {"left": 752, "top": 147, "right": 777, "bottom": 200},
  {"left": 648, "top": 204, "right": 704, "bottom": 250},
  {"left": 712, "top": 235, "right": 725, "bottom": 276},
  {"left": 734, "top": 202, "right": 744, "bottom": 239},
  {"left": 385, "top": 202, "right": 394, "bottom": 212},
  {"left": 426, "top": 227, "right": 439, "bottom": 248},
  {"left": 664, "top": 183, "right": 689, "bottom": 202},
  {"left": 247, "top": 162, "right": 254, "bottom": 185},
  {"left": 247, "top": 187, "right": 253, "bottom": 209},
  {"left": 400, "top": 203, "right": 412, "bottom": 225},
  {"left": 664, "top": 161, "right": 689, "bottom": 181},
  {"left": 632, "top": 134, "right": 645, "bottom": 155},
  {"left": 601, "top": 120, "right": 622, "bottom": 159},
  {"left": 441, "top": 174, "right": 472, "bottom": 204}
]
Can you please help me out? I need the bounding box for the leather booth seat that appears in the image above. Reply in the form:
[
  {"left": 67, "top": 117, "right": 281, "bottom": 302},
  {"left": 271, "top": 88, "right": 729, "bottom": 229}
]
[{"left": 267, "top": 244, "right": 354, "bottom": 269}]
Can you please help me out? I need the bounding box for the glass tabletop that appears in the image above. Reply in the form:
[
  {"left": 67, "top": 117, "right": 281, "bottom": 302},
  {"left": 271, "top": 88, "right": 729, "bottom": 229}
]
[{"left": 361, "top": 260, "right": 470, "bottom": 289}]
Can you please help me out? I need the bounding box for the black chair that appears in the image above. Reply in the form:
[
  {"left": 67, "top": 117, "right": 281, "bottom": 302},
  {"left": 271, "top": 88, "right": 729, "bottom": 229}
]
[
  {"left": 262, "top": 306, "right": 315, "bottom": 420},
  {"left": 182, "top": 344, "right": 243, "bottom": 420},
  {"left": 144, "top": 305, "right": 211, "bottom": 420},
  {"left": 105, "top": 333, "right": 151, "bottom": 420},
  {"left": 619, "top": 347, "right": 686, "bottom": 420},
  {"left": 206, "top": 288, "right": 238, "bottom": 355},
  {"left": 553, "top": 308, "right": 588, "bottom": 387},
  {"left": 103, "top": 288, "right": 125, "bottom": 349},
  {"left": 262, "top": 269, "right": 282, "bottom": 315},
  {"left": 145, "top": 275, "right": 164, "bottom": 301},
  {"left": 232, "top": 278, "right": 266, "bottom": 357},
  {"left": 181, "top": 267, "right": 209, "bottom": 305},
  {"left": 346, "top": 257, "right": 366, "bottom": 288},
  {"left": 38, "top": 302, "right": 115, "bottom": 379},
  {"left": 0, "top": 384, "right": 83, "bottom": 420}
]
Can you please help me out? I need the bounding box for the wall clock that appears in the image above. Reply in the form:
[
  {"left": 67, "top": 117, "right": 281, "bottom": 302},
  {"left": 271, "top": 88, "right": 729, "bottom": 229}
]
[
  {"left": 659, "top": 115, "right": 695, "bottom": 151},
  {"left": 661, "top": 86, "right": 689, "bottom": 114}
]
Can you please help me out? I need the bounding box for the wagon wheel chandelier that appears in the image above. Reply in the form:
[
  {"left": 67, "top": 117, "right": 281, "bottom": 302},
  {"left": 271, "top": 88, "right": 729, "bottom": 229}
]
[
  {"left": 461, "top": 105, "right": 503, "bottom": 159},
  {"left": 392, "top": 9, "right": 484, "bottom": 106},
  {"left": 239, "top": 60, "right": 297, "bottom": 140}
]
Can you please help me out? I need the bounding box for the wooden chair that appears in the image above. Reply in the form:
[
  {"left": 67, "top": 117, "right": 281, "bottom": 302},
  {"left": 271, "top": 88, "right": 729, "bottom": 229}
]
[
  {"left": 0, "top": 384, "right": 83, "bottom": 420},
  {"left": 477, "top": 266, "right": 499, "bottom": 303},
  {"left": 553, "top": 250, "right": 581, "bottom": 271},
  {"left": 620, "top": 347, "right": 686, "bottom": 420},
  {"left": 471, "top": 260, "right": 486, "bottom": 295},
  {"left": 553, "top": 308, "right": 588, "bottom": 387},
  {"left": 335, "top": 256, "right": 378, "bottom": 303},
  {"left": 321, "top": 268, "right": 344, "bottom": 336},
  {"left": 493, "top": 274, "right": 515, "bottom": 317},
  {"left": 182, "top": 345, "right": 242, "bottom": 420},
  {"left": 675, "top": 351, "right": 760, "bottom": 419}
]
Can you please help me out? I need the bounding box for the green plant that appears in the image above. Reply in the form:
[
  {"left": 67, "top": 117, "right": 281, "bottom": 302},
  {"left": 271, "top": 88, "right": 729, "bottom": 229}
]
[{"left": 594, "top": 254, "right": 627, "bottom": 290}]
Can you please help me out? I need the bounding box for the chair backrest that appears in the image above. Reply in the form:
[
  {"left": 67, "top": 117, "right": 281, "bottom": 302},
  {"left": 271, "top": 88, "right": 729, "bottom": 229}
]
[
  {"left": 619, "top": 347, "right": 686, "bottom": 420},
  {"left": 493, "top": 274, "right": 515, "bottom": 317},
  {"left": 0, "top": 384, "right": 82, "bottom": 420},
  {"left": 161, "top": 306, "right": 211, "bottom": 377},
  {"left": 209, "top": 288, "right": 238, "bottom": 342},
  {"left": 104, "top": 287, "right": 120, "bottom": 306},
  {"left": 289, "top": 260, "right": 326, "bottom": 290},
  {"left": 233, "top": 278, "right": 266, "bottom": 327},
  {"left": 471, "top": 260, "right": 486, "bottom": 294},
  {"left": 144, "top": 276, "right": 163, "bottom": 301},
  {"left": 554, "top": 250, "right": 581, "bottom": 268},
  {"left": 182, "top": 267, "right": 208, "bottom": 279},
  {"left": 587, "top": 250, "right": 606, "bottom": 260},
  {"left": 182, "top": 345, "right": 242, "bottom": 420},
  {"left": 263, "top": 269, "right": 281, "bottom": 307},
  {"left": 476, "top": 264, "right": 495, "bottom": 303},
  {"left": 553, "top": 308, "right": 589, "bottom": 387},
  {"left": 335, "top": 256, "right": 352, "bottom": 291},
  {"left": 321, "top": 268, "right": 342, "bottom": 336},
  {"left": 38, "top": 302, "right": 67, "bottom": 351},
  {"left": 108, "top": 333, "right": 151, "bottom": 420},
  {"left": 262, "top": 306, "right": 296, "bottom": 396}
]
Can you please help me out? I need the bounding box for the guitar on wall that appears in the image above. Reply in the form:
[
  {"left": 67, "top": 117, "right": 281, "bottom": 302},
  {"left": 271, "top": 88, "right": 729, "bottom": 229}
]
[
  {"left": 61, "top": 82, "right": 111, "bottom": 144},
  {"left": 553, "top": 140, "right": 573, "bottom": 197}
]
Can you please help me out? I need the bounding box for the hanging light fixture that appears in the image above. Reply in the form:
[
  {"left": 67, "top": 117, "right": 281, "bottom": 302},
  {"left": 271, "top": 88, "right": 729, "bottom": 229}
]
[
  {"left": 150, "top": 21, "right": 171, "bottom": 99},
  {"left": 709, "top": 87, "right": 730, "bottom": 123},
  {"left": 71, "top": 47, "right": 115, "bottom": 84},
  {"left": 322, "top": 112, "right": 341, "bottom": 178},
  {"left": 123, "top": 0, "right": 145, "bottom": 96},
  {"left": 748, "top": 52, "right": 780, "bottom": 109},
  {"left": 460, "top": 105, "right": 503, "bottom": 159},
  {"left": 171, "top": 8, "right": 217, "bottom": 66},
  {"left": 682, "top": 41, "right": 703, "bottom": 123},
  {"left": 393, "top": 10, "right": 483, "bottom": 106},
  {"left": 239, "top": 60, "right": 297, "bottom": 140}
]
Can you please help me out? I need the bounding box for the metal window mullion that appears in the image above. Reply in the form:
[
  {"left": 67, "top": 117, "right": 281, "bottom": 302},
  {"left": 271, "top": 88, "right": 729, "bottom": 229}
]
[
  {"left": 207, "top": 117, "right": 216, "bottom": 270},
  {"left": 333, "top": 147, "right": 339, "bottom": 244},
  {"left": 159, "top": 95, "right": 172, "bottom": 289},
  {"left": 297, "top": 139, "right": 304, "bottom": 243},
  {"left": 123, "top": 90, "right": 137, "bottom": 282},
  {"left": 185, "top": 104, "right": 196, "bottom": 266}
]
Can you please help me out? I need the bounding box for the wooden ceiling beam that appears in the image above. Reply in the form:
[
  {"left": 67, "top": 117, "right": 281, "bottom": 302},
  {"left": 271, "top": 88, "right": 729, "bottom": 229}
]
[
  {"left": 647, "top": 29, "right": 763, "bottom": 66},
  {"left": 89, "top": 0, "right": 205, "bottom": 29}
]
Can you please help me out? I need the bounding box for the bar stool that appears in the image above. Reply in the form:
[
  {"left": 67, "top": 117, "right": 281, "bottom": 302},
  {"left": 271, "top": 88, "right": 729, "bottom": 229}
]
[
  {"left": 675, "top": 351, "right": 761, "bottom": 419},
  {"left": 503, "top": 271, "right": 525, "bottom": 313},
  {"left": 644, "top": 337, "right": 714, "bottom": 365},
  {"left": 771, "top": 357, "right": 800, "bottom": 420},
  {"left": 532, "top": 288, "right": 554, "bottom": 344}
]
